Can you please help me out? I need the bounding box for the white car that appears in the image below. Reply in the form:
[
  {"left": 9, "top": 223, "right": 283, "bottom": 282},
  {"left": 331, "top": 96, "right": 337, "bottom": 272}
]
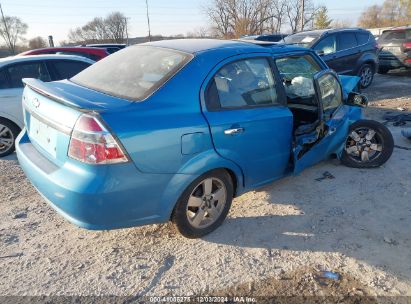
[{"left": 0, "top": 54, "right": 94, "bottom": 157}]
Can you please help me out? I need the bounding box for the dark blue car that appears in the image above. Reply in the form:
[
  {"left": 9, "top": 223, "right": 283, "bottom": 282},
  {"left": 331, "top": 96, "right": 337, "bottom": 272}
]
[{"left": 16, "top": 39, "right": 394, "bottom": 238}]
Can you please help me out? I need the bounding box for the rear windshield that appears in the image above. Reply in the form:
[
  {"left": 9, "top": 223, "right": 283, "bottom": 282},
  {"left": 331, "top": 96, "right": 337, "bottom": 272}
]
[
  {"left": 379, "top": 30, "right": 410, "bottom": 42},
  {"left": 283, "top": 34, "right": 320, "bottom": 47},
  {"left": 71, "top": 45, "right": 193, "bottom": 101}
]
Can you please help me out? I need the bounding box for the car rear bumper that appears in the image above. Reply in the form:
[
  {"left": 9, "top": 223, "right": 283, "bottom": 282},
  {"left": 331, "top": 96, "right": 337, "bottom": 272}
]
[
  {"left": 16, "top": 129, "right": 192, "bottom": 230},
  {"left": 379, "top": 56, "right": 411, "bottom": 69}
]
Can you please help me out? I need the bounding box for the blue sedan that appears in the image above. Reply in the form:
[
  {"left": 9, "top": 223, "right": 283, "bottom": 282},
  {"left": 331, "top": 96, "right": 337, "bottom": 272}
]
[{"left": 16, "top": 39, "right": 394, "bottom": 238}]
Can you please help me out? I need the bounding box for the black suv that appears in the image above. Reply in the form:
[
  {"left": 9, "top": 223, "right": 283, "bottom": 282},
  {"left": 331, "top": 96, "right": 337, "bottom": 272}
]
[
  {"left": 283, "top": 28, "right": 379, "bottom": 88},
  {"left": 377, "top": 26, "right": 411, "bottom": 74}
]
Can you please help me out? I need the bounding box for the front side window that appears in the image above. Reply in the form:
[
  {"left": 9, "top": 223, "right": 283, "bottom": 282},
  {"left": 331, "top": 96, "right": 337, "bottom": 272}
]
[
  {"left": 276, "top": 55, "right": 321, "bottom": 103},
  {"left": 317, "top": 73, "right": 342, "bottom": 112},
  {"left": 313, "top": 35, "right": 337, "bottom": 55},
  {"left": 338, "top": 33, "right": 358, "bottom": 51},
  {"left": 7, "top": 62, "right": 51, "bottom": 88},
  {"left": 207, "top": 58, "right": 278, "bottom": 109},
  {"left": 71, "top": 46, "right": 192, "bottom": 101}
]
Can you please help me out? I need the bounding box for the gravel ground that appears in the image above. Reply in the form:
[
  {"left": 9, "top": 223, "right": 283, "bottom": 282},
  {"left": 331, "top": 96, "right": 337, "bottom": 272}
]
[{"left": 0, "top": 70, "right": 410, "bottom": 301}]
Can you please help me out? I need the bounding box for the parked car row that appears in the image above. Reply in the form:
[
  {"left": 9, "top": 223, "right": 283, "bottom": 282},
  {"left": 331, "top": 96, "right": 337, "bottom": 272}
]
[
  {"left": 242, "top": 26, "right": 411, "bottom": 87},
  {"left": 0, "top": 55, "right": 94, "bottom": 157},
  {"left": 14, "top": 39, "right": 394, "bottom": 238}
]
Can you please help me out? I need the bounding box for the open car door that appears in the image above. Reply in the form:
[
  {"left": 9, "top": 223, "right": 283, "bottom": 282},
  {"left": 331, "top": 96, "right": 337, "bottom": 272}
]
[{"left": 293, "top": 70, "right": 358, "bottom": 174}]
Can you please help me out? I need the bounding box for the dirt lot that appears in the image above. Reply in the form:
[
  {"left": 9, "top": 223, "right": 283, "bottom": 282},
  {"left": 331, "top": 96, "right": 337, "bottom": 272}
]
[{"left": 0, "top": 69, "right": 410, "bottom": 301}]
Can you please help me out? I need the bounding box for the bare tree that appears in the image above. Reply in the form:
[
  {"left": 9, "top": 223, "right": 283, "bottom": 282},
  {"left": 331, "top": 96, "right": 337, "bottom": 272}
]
[
  {"left": 358, "top": 0, "right": 410, "bottom": 28},
  {"left": 268, "top": 0, "right": 287, "bottom": 33},
  {"left": 28, "top": 36, "right": 47, "bottom": 49},
  {"left": 68, "top": 12, "right": 128, "bottom": 44},
  {"left": 105, "top": 12, "right": 128, "bottom": 43},
  {"left": 206, "top": 0, "right": 277, "bottom": 38},
  {"left": 0, "top": 16, "right": 28, "bottom": 54},
  {"left": 332, "top": 19, "right": 353, "bottom": 29},
  {"left": 285, "top": 0, "right": 317, "bottom": 33}
]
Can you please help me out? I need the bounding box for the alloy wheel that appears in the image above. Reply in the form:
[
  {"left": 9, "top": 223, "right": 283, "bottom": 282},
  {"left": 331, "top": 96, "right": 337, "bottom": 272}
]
[
  {"left": 345, "top": 127, "right": 383, "bottom": 163},
  {"left": 186, "top": 177, "right": 227, "bottom": 229},
  {"left": 360, "top": 66, "right": 373, "bottom": 87},
  {"left": 0, "top": 124, "right": 14, "bottom": 155}
]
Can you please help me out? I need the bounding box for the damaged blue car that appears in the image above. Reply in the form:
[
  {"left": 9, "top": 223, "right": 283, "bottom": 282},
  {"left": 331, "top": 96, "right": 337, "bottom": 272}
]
[{"left": 16, "top": 39, "right": 394, "bottom": 238}]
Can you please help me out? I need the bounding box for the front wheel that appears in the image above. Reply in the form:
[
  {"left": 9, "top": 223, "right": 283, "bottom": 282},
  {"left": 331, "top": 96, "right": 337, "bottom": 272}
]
[
  {"left": 341, "top": 120, "right": 394, "bottom": 168},
  {"left": 172, "top": 170, "right": 233, "bottom": 238}
]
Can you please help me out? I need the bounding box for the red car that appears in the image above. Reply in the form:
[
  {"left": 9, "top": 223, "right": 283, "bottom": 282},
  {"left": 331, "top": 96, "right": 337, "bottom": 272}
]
[{"left": 19, "top": 47, "right": 109, "bottom": 61}]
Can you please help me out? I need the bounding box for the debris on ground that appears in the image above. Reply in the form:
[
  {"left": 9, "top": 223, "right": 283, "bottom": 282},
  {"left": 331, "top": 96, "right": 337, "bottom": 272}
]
[
  {"left": 315, "top": 171, "right": 335, "bottom": 182},
  {"left": 383, "top": 112, "right": 411, "bottom": 126},
  {"left": 315, "top": 271, "right": 341, "bottom": 286}
]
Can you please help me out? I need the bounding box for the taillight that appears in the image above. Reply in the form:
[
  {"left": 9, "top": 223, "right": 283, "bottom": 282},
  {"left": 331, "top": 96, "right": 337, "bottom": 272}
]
[
  {"left": 403, "top": 42, "right": 411, "bottom": 50},
  {"left": 68, "top": 114, "right": 128, "bottom": 164}
]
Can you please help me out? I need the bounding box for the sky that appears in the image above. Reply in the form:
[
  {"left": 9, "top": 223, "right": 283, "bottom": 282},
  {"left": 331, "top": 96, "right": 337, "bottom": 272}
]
[{"left": 0, "top": 0, "right": 386, "bottom": 44}]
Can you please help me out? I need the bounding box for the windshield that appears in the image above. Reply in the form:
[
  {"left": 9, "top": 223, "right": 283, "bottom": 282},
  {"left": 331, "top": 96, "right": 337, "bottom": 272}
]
[
  {"left": 283, "top": 34, "right": 320, "bottom": 47},
  {"left": 379, "top": 30, "right": 410, "bottom": 43},
  {"left": 71, "top": 45, "right": 193, "bottom": 101}
]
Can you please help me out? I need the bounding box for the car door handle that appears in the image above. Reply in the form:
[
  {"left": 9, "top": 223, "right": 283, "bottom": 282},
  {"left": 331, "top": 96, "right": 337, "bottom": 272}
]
[{"left": 224, "top": 128, "right": 244, "bottom": 135}]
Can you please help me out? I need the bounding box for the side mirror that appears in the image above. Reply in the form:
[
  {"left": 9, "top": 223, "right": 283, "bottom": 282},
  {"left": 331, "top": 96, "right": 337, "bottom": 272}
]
[
  {"left": 347, "top": 92, "right": 368, "bottom": 107},
  {"left": 316, "top": 50, "right": 325, "bottom": 56}
]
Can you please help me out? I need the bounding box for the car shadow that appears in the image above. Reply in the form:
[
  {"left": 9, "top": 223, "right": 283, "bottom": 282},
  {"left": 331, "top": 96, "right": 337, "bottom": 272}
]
[
  {"left": 1, "top": 153, "right": 17, "bottom": 161},
  {"left": 364, "top": 69, "right": 411, "bottom": 102},
  {"left": 203, "top": 152, "right": 411, "bottom": 282}
]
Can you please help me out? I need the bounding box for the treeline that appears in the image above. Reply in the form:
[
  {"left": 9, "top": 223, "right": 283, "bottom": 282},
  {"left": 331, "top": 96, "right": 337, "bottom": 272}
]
[{"left": 358, "top": 0, "right": 410, "bottom": 28}]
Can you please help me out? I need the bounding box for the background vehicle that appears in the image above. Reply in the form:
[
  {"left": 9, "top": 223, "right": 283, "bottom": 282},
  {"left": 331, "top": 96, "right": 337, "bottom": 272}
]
[
  {"left": 16, "top": 40, "right": 393, "bottom": 238},
  {"left": 19, "top": 47, "right": 109, "bottom": 61},
  {"left": 0, "top": 55, "right": 94, "bottom": 157},
  {"left": 283, "top": 28, "right": 379, "bottom": 88},
  {"left": 377, "top": 26, "right": 411, "bottom": 74},
  {"left": 241, "top": 34, "right": 288, "bottom": 42},
  {"left": 84, "top": 44, "right": 127, "bottom": 54}
]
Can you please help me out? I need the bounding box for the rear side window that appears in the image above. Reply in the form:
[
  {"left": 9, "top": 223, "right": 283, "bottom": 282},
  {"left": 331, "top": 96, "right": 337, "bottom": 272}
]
[
  {"left": 338, "top": 33, "right": 358, "bottom": 51},
  {"left": 71, "top": 46, "right": 193, "bottom": 101},
  {"left": 356, "top": 33, "right": 370, "bottom": 45},
  {"left": 0, "top": 69, "right": 9, "bottom": 89},
  {"left": 206, "top": 58, "right": 279, "bottom": 109},
  {"left": 7, "top": 62, "right": 51, "bottom": 88},
  {"left": 50, "top": 60, "right": 91, "bottom": 80}
]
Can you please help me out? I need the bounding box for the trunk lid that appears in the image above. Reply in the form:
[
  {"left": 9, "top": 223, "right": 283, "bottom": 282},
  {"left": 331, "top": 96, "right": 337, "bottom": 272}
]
[{"left": 22, "top": 79, "right": 132, "bottom": 165}]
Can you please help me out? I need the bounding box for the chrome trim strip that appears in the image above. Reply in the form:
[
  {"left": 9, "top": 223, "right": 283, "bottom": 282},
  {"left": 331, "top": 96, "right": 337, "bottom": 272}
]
[{"left": 23, "top": 104, "right": 72, "bottom": 135}]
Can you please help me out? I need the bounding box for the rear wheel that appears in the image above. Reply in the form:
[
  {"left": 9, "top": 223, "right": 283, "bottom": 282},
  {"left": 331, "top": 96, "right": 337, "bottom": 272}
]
[
  {"left": 358, "top": 64, "right": 374, "bottom": 88},
  {"left": 341, "top": 120, "right": 394, "bottom": 168},
  {"left": 0, "top": 118, "right": 20, "bottom": 158},
  {"left": 172, "top": 170, "right": 233, "bottom": 238}
]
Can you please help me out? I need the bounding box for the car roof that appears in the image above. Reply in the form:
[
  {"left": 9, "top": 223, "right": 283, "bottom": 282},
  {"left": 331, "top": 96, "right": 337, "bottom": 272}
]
[
  {"left": 0, "top": 54, "right": 95, "bottom": 66},
  {"left": 142, "top": 38, "right": 306, "bottom": 55},
  {"left": 19, "top": 46, "right": 107, "bottom": 56},
  {"left": 385, "top": 25, "right": 411, "bottom": 31},
  {"left": 291, "top": 28, "right": 370, "bottom": 36}
]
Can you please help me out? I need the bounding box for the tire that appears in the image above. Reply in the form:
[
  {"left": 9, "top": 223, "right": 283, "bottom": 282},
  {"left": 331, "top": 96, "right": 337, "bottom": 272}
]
[
  {"left": 172, "top": 169, "right": 233, "bottom": 238},
  {"left": 358, "top": 64, "right": 374, "bottom": 88},
  {"left": 341, "top": 120, "right": 394, "bottom": 168},
  {"left": 378, "top": 67, "right": 390, "bottom": 74},
  {"left": 0, "top": 118, "right": 20, "bottom": 158}
]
